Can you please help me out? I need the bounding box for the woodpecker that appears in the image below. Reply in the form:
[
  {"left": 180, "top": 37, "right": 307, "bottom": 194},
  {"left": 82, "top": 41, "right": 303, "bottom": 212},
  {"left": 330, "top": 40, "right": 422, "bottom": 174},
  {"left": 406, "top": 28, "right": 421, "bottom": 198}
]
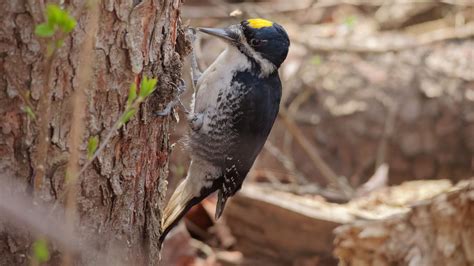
[{"left": 160, "top": 18, "right": 290, "bottom": 243}]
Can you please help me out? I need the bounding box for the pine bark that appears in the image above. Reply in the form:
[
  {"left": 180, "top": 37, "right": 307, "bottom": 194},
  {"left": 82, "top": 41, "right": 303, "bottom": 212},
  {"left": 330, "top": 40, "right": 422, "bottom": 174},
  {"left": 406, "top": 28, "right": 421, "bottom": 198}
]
[{"left": 0, "top": 0, "right": 187, "bottom": 265}]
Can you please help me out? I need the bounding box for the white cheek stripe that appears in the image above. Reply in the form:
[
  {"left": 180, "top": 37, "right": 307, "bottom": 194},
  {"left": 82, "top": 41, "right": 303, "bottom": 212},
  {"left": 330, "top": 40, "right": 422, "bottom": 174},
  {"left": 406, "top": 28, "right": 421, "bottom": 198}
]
[{"left": 237, "top": 32, "right": 276, "bottom": 77}]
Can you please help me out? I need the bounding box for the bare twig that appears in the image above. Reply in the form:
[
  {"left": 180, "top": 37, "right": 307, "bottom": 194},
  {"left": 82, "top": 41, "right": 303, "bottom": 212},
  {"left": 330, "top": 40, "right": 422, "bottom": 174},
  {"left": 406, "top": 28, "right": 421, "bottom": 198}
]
[
  {"left": 5, "top": 71, "right": 36, "bottom": 117},
  {"left": 188, "top": 238, "right": 243, "bottom": 264},
  {"left": 278, "top": 109, "right": 354, "bottom": 199},
  {"left": 33, "top": 54, "right": 56, "bottom": 191},
  {"left": 375, "top": 101, "right": 398, "bottom": 170},
  {"left": 62, "top": 1, "right": 100, "bottom": 265},
  {"left": 355, "top": 163, "right": 389, "bottom": 197},
  {"left": 264, "top": 141, "right": 309, "bottom": 184}
]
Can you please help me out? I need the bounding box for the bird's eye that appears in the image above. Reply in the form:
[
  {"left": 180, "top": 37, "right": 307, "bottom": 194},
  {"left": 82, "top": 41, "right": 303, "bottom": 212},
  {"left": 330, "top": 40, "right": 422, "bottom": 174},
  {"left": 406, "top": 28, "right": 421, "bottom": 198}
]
[{"left": 250, "top": 39, "right": 266, "bottom": 47}]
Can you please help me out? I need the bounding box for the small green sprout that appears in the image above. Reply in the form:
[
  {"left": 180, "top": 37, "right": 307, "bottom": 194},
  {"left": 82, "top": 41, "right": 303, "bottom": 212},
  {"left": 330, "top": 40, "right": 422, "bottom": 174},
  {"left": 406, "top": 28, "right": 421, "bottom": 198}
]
[
  {"left": 127, "top": 83, "right": 137, "bottom": 108},
  {"left": 35, "top": 24, "right": 55, "bottom": 37},
  {"left": 23, "top": 106, "right": 36, "bottom": 120},
  {"left": 35, "top": 4, "right": 76, "bottom": 56},
  {"left": 139, "top": 76, "right": 158, "bottom": 98},
  {"left": 119, "top": 108, "right": 137, "bottom": 126},
  {"left": 35, "top": 4, "right": 77, "bottom": 48},
  {"left": 32, "top": 239, "right": 50, "bottom": 263},
  {"left": 87, "top": 136, "right": 99, "bottom": 160},
  {"left": 119, "top": 76, "right": 157, "bottom": 126},
  {"left": 77, "top": 76, "right": 158, "bottom": 177}
]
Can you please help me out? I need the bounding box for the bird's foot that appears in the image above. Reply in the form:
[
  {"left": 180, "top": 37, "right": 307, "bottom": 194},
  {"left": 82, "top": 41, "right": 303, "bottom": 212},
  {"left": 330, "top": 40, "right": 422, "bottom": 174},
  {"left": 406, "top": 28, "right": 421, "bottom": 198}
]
[
  {"left": 155, "top": 79, "right": 189, "bottom": 117},
  {"left": 187, "top": 27, "right": 198, "bottom": 44},
  {"left": 188, "top": 113, "right": 204, "bottom": 131},
  {"left": 187, "top": 28, "right": 201, "bottom": 88}
]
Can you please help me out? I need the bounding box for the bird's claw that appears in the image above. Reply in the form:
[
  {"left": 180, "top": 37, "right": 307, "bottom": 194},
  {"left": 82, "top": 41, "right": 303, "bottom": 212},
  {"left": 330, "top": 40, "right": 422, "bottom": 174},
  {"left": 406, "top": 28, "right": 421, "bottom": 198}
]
[
  {"left": 155, "top": 101, "right": 175, "bottom": 116},
  {"left": 155, "top": 79, "right": 188, "bottom": 117},
  {"left": 176, "top": 78, "right": 187, "bottom": 94},
  {"left": 187, "top": 28, "right": 198, "bottom": 44},
  {"left": 188, "top": 113, "right": 204, "bottom": 131}
]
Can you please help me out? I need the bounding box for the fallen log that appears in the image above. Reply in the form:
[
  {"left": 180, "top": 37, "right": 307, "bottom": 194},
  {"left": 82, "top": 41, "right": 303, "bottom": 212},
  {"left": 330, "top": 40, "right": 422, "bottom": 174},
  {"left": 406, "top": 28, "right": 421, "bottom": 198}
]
[
  {"left": 334, "top": 179, "right": 474, "bottom": 266},
  {"left": 224, "top": 179, "right": 470, "bottom": 265}
]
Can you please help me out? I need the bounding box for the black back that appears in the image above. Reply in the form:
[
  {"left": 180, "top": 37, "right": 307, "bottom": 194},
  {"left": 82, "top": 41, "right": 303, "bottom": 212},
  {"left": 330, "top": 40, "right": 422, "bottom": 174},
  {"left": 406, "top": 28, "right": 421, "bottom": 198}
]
[{"left": 219, "top": 69, "right": 282, "bottom": 197}]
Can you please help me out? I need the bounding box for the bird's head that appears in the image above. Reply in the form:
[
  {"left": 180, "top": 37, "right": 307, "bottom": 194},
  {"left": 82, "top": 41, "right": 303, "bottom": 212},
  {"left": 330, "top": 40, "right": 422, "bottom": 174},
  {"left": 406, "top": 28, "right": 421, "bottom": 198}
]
[{"left": 198, "top": 18, "right": 290, "bottom": 75}]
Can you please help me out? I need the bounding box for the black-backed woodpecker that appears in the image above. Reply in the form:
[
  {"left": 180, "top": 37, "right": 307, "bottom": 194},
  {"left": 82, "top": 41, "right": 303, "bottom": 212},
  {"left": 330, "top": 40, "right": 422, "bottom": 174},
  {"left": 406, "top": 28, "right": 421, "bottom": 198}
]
[{"left": 160, "top": 18, "right": 290, "bottom": 244}]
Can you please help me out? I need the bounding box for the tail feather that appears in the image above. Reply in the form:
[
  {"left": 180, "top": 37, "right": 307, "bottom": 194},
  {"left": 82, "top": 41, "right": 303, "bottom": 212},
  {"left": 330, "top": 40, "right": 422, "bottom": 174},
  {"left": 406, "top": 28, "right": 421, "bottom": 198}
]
[
  {"left": 159, "top": 159, "right": 223, "bottom": 245},
  {"left": 215, "top": 189, "right": 228, "bottom": 220},
  {"left": 159, "top": 181, "right": 195, "bottom": 244}
]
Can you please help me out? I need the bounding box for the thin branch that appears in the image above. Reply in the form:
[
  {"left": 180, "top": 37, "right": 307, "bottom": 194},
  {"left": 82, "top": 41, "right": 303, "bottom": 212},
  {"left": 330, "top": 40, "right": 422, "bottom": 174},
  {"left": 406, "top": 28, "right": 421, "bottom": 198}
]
[
  {"left": 78, "top": 75, "right": 158, "bottom": 177},
  {"left": 5, "top": 71, "right": 36, "bottom": 119},
  {"left": 33, "top": 47, "right": 56, "bottom": 192},
  {"left": 263, "top": 141, "right": 309, "bottom": 184},
  {"left": 77, "top": 119, "right": 120, "bottom": 177},
  {"left": 278, "top": 108, "right": 354, "bottom": 199},
  {"left": 62, "top": 1, "right": 100, "bottom": 265},
  {"left": 375, "top": 101, "right": 398, "bottom": 171}
]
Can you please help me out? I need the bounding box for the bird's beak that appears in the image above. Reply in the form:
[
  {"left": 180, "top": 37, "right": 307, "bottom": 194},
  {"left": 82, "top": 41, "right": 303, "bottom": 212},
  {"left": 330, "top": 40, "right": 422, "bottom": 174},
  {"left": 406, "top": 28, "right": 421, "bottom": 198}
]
[{"left": 198, "top": 27, "right": 239, "bottom": 43}]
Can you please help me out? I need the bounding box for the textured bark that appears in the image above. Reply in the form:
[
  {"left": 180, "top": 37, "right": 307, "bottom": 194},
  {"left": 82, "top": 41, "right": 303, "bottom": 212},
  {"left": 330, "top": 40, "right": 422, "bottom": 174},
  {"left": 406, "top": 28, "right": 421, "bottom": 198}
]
[
  {"left": 0, "top": 0, "right": 187, "bottom": 265},
  {"left": 334, "top": 179, "right": 474, "bottom": 266}
]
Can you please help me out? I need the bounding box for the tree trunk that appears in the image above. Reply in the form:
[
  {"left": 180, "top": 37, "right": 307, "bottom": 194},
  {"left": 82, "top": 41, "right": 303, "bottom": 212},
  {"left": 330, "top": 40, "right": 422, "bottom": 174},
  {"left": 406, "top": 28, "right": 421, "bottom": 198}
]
[{"left": 0, "top": 0, "right": 187, "bottom": 265}]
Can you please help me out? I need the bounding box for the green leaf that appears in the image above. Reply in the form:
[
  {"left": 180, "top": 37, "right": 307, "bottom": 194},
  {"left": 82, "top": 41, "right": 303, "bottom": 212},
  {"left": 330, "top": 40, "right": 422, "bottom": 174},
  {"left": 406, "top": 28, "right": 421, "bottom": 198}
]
[
  {"left": 35, "top": 23, "right": 55, "bottom": 37},
  {"left": 87, "top": 136, "right": 99, "bottom": 160},
  {"left": 119, "top": 108, "right": 137, "bottom": 126},
  {"left": 46, "top": 4, "right": 63, "bottom": 26},
  {"left": 32, "top": 239, "right": 50, "bottom": 263},
  {"left": 127, "top": 83, "right": 137, "bottom": 107},
  {"left": 23, "top": 106, "right": 36, "bottom": 120},
  {"left": 140, "top": 76, "right": 158, "bottom": 98},
  {"left": 45, "top": 4, "right": 76, "bottom": 34},
  {"left": 60, "top": 16, "right": 77, "bottom": 33},
  {"left": 139, "top": 76, "right": 149, "bottom": 98}
]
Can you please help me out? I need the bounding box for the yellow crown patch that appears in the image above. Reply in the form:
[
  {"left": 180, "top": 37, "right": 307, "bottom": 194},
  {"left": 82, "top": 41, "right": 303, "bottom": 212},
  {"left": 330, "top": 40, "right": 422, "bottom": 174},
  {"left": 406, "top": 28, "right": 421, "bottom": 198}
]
[{"left": 247, "top": 18, "right": 273, "bottom": 29}]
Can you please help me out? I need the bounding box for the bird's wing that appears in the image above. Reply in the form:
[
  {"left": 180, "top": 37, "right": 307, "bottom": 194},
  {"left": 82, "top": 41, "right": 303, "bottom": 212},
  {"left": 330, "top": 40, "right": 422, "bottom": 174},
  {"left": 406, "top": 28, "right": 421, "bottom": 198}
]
[{"left": 215, "top": 71, "right": 282, "bottom": 218}]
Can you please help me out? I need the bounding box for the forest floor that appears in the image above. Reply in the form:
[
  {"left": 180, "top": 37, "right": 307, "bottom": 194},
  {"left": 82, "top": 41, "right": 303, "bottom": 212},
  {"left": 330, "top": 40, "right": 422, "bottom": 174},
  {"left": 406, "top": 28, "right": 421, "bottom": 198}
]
[{"left": 163, "top": 0, "right": 474, "bottom": 265}]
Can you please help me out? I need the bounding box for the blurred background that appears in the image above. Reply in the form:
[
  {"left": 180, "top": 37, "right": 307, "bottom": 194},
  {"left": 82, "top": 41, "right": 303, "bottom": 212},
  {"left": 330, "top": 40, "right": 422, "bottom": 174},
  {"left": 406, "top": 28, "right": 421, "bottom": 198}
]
[{"left": 163, "top": 0, "right": 474, "bottom": 265}]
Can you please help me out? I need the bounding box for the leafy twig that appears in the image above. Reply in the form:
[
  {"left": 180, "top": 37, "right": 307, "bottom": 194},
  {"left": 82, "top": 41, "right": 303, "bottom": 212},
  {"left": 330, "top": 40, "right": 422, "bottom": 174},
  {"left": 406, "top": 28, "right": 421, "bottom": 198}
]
[
  {"left": 5, "top": 71, "right": 36, "bottom": 120},
  {"left": 77, "top": 76, "right": 158, "bottom": 177},
  {"left": 33, "top": 4, "right": 77, "bottom": 191}
]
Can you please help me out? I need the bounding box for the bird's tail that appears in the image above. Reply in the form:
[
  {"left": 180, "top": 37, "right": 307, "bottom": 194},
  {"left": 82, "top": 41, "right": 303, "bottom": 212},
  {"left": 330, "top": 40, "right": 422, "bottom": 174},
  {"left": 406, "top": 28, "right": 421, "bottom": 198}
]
[{"left": 159, "top": 180, "right": 195, "bottom": 244}]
